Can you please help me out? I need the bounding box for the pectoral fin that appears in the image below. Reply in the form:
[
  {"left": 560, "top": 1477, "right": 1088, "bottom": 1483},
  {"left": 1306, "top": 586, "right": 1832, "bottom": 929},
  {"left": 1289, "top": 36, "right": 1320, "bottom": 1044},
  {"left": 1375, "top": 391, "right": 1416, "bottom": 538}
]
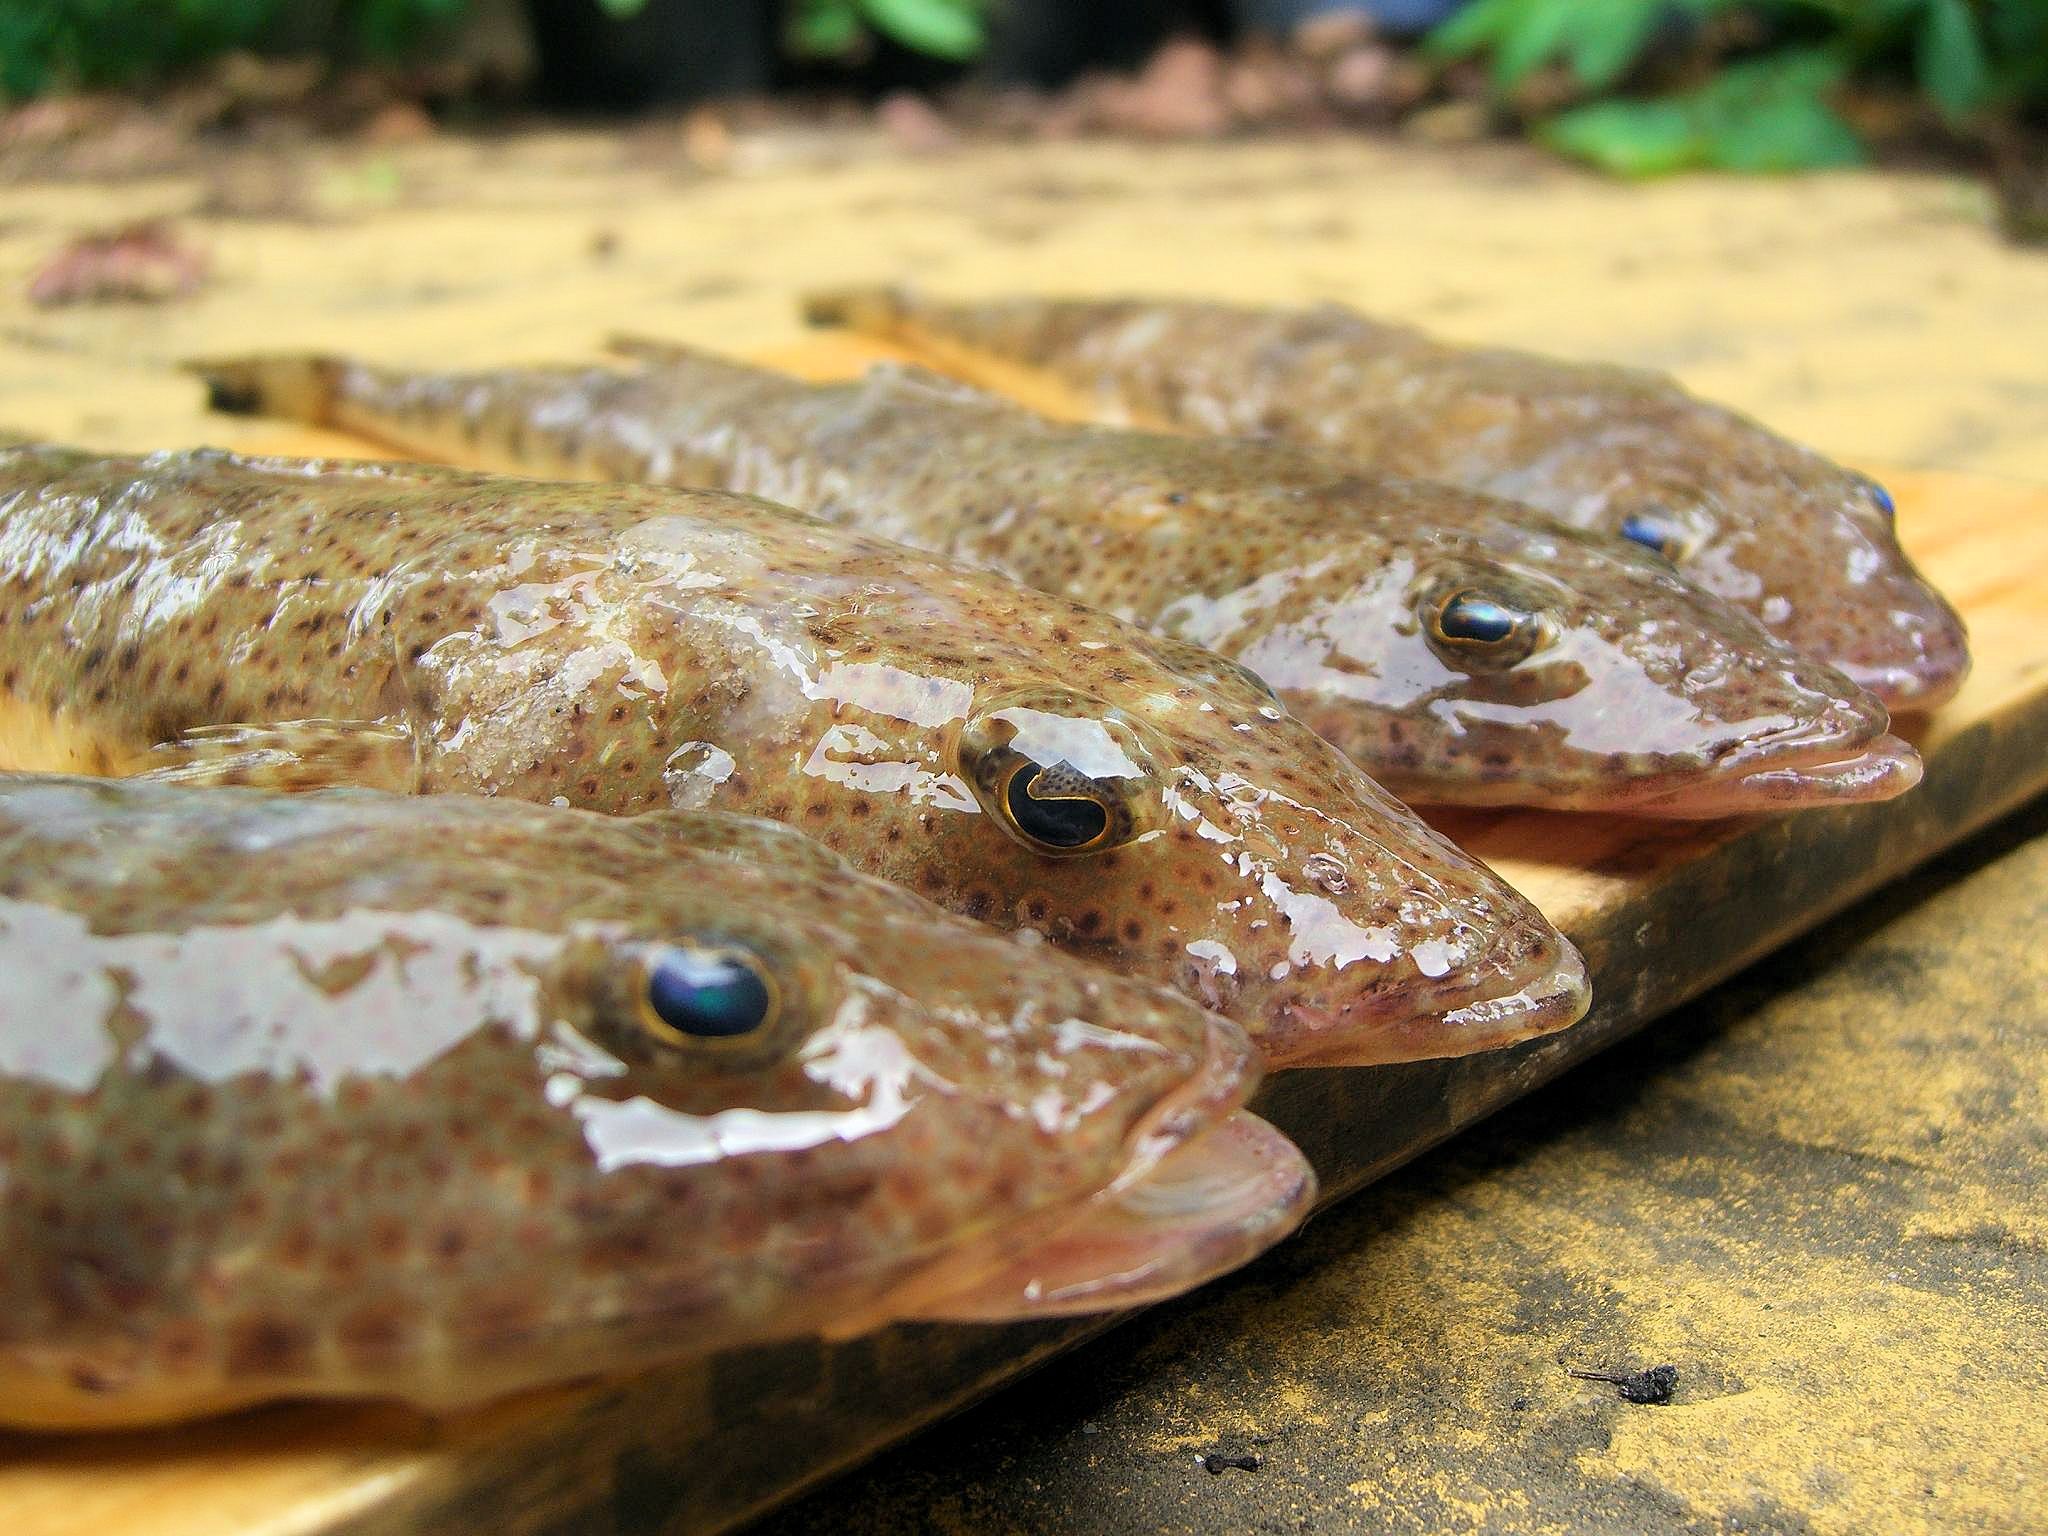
[{"left": 134, "top": 720, "right": 418, "bottom": 794}]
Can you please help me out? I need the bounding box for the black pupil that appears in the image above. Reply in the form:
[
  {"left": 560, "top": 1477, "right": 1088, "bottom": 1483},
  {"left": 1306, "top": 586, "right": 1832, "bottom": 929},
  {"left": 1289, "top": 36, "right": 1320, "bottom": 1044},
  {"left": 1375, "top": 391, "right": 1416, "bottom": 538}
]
[
  {"left": 1005, "top": 766, "right": 1109, "bottom": 849},
  {"left": 647, "top": 949, "right": 772, "bottom": 1038},
  {"left": 1438, "top": 593, "right": 1520, "bottom": 645},
  {"left": 1619, "top": 514, "right": 1675, "bottom": 555}
]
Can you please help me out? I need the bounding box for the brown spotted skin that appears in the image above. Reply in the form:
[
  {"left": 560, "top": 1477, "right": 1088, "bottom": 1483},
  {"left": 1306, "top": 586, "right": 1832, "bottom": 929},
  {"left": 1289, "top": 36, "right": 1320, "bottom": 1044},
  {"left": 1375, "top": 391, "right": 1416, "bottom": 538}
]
[
  {"left": 0, "top": 443, "right": 1586, "bottom": 1069},
  {"left": 193, "top": 349, "right": 1916, "bottom": 818},
  {"left": 0, "top": 775, "right": 1277, "bottom": 1427},
  {"left": 801, "top": 290, "right": 1970, "bottom": 713}
]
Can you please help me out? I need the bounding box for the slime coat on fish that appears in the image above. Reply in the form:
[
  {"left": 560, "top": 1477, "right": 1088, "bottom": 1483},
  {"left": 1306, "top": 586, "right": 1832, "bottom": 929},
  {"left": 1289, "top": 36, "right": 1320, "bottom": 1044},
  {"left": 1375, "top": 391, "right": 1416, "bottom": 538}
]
[
  {"left": 0, "top": 776, "right": 1310, "bottom": 1428},
  {"left": 800, "top": 288, "right": 1969, "bottom": 712},
  {"left": 0, "top": 443, "right": 1586, "bottom": 1068},
  {"left": 189, "top": 348, "right": 1916, "bottom": 817}
]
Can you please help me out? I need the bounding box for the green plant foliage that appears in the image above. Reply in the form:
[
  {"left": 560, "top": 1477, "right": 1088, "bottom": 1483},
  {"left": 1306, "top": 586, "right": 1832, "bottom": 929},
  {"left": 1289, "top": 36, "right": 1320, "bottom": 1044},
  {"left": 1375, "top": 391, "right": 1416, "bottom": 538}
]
[
  {"left": 1435, "top": 0, "right": 2048, "bottom": 176},
  {"left": 788, "top": 0, "right": 986, "bottom": 62},
  {"left": 1919, "top": 0, "right": 1991, "bottom": 119},
  {"left": 354, "top": 0, "right": 468, "bottom": 56},
  {"left": 1427, "top": 0, "right": 1728, "bottom": 92},
  {"left": 0, "top": 0, "right": 474, "bottom": 96},
  {"left": 1541, "top": 47, "right": 1863, "bottom": 172}
]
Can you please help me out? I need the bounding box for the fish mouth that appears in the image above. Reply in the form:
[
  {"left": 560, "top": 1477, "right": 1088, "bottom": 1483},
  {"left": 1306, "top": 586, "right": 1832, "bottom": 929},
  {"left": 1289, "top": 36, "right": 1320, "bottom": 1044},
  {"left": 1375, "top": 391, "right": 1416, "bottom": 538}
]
[
  {"left": 906, "top": 1111, "right": 1315, "bottom": 1322},
  {"left": 1274, "top": 931, "right": 1591, "bottom": 1069},
  {"left": 837, "top": 1015, "right": 1313, "bottom": 1329},
  {"left": 1614, "top": 731, "right": 1923, "bottom": 818}
]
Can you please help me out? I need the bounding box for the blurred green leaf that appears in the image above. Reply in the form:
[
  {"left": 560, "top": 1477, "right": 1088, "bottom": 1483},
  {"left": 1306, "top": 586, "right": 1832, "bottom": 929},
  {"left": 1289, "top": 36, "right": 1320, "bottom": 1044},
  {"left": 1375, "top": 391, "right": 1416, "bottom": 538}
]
[
  {"left": 0, "top": 7, "right": 59, "bottom": 98},
  {"left": 595, "top": 0, "right": 649, "bottom": 15},
  {"left": 861, "top": 0, "right": 984, "bottom": 61},
  {"left": 1542, "top": 49, "right": 1864, "bottom": 175},
  {"left": 1699, "top": 53, "right": 1864, "bottom": 169},
  {"left": 788, "top": 0, "right": 864, "bottom": 57},
  {"left": 1428, "top": 0, "right": 1736, "bottom": 92},
  {"left": 1919, "top": 0, "right": 1992, "bottom": 120},
  {"left": 354, "top": 0, "right": 470, "bottom": 56},
  {"left": 1539, "top": 98, "right": 1704, "bottom": 173}
]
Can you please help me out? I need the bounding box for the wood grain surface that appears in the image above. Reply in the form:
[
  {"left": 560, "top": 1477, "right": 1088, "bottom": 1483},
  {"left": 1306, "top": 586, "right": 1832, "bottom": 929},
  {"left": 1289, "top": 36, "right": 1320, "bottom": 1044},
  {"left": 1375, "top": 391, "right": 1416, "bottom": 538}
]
[{"left": 0, "top": 129, "right": 2042, "bottom": 1536}]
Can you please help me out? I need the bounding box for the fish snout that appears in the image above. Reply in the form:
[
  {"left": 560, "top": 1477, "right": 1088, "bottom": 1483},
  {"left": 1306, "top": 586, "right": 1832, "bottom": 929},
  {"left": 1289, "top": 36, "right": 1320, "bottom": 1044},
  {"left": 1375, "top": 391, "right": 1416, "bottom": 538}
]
[
  {"left": 1829, "top": 587, "right": 1971, "bottom": 714},
  {"left": 1781, "top": 503, "right": 1970, "bottom": 712},
  {"left": 1215, "top": 796, "right": 1589, "bottom": 1068},
  {"left": 1268, "top": 894, "right": 1590, "bottom": 1069}
]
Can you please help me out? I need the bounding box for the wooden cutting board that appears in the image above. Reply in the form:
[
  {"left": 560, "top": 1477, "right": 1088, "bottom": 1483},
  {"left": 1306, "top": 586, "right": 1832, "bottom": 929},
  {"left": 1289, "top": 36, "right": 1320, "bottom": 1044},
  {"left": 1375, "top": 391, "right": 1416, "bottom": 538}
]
[{"left": 2, "top": 447, "right": 2044, "bottom": 1536}]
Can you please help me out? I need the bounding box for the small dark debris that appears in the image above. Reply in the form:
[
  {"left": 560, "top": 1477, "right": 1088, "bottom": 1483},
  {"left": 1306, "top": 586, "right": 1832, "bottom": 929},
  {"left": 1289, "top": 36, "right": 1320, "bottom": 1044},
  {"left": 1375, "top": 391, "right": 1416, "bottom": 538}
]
[
  {"left": 1568, "top": 1363, "right": 1679, "bottom": 1405},
  {"left": 1199, "top": 1451, "right": 1263, "bottom": 1474},
  {"left": 1510, "top": 1396, "right": 1530, "bottom": 1412}
]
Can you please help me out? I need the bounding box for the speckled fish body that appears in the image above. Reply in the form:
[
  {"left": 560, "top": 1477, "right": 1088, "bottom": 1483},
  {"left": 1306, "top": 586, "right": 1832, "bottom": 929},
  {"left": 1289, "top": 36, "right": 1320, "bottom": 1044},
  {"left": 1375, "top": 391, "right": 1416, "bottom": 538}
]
[
  {"left": 190, "top": 350, "right": 1916, "bottom": 819},
  {"left": 801, "top": 289, "right": 1970, "bottom": 713},
  {"left": 0, "top": 774, "right": 1311, "bottom": 1428},
  {"left": 0, "top": 443, "right": 1586, "bottom": 1069}
]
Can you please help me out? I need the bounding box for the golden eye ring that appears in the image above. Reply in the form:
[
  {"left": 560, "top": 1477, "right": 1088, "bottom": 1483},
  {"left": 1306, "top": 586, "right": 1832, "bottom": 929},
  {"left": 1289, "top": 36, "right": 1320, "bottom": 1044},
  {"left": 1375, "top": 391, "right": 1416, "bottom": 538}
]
[
  {"left": 999, "top": 760, "right": 1115, "bottom": 854},
  {"left": 1422, "top": 587, "right": 1549, "bottom": 669}
]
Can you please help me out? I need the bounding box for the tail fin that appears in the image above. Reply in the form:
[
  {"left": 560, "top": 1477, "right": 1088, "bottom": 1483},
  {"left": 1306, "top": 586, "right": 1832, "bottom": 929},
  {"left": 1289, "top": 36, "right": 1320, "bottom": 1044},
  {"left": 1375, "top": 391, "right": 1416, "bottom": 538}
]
[
  {"left": 181, "top": 356, "right": 346, "bottom": 427},
  {"left": 800, "top": 285, "right": 916, "bottom": 335}
]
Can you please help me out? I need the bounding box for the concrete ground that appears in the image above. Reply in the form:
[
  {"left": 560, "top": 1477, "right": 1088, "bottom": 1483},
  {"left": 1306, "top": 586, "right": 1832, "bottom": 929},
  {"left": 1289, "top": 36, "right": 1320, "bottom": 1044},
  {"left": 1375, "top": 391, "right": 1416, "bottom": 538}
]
[{"left": 756, "top": 794, "right": 2048, "bottom": 1535}]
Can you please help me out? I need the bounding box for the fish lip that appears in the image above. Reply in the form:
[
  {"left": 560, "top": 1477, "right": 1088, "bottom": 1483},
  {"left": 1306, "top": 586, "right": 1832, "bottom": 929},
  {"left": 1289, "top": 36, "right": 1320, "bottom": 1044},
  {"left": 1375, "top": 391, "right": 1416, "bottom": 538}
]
[
  {"left": 1274, "top": 932, "right": 1591, "bottom": 1069},
  {"left": 1615, "top": 730, "right": 1923, "bottom": 818},
  {"left": 836, "top": 1013, "right": 1290, "bottom": 1332},
  {"left": 904, "top": 1111, "right": 1317, "bottom": 1324}
]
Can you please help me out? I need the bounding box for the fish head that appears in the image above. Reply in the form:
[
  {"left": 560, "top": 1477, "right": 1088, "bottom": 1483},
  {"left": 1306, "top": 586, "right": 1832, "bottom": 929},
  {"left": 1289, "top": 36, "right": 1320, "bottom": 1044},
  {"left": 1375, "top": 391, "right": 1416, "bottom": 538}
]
[
  {"left": 1538, "top": 404, "right": 1969, "bottom": 713},
  {"left": 1238, "top": 503, "right": 1922, "bottom": 818},
  {"left": 914, "top": 655, "right": 1587, "bottom": 1070},
  {"left": 429, "top": 807, "right": 1301, "bottom": 1354},
  {"left": 551, "top": 512, "right": 1579, "bottom": 1076}
]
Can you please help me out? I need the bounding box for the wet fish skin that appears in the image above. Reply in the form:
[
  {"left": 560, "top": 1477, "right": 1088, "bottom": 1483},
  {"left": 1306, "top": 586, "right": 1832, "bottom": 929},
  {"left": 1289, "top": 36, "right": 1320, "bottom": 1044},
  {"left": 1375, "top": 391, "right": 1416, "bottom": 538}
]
[
  {"left": 0, "top": 774, "right": 1305, "bottom": 1428},
  {"left": 192, "top": 349, "right": 1915, "bottom": 818},
  {"left": 0, "top": 443, "right": 1587, "bottom": 1069},
  {"left": 800, "top": 289, "right": 1970, "bottom": 713}
]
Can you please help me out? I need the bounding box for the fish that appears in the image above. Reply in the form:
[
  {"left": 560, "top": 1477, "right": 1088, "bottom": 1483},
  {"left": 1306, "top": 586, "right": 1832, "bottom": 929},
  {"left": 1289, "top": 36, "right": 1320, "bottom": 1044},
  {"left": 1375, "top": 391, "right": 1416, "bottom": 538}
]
[
  {"left": 186, "top": 348, "right": 1918, "bottom": 819},
  {"left": 0, "top": 442, "right": 1588, "bottom": 1069},
  {"left": 0, "top": 773, "right": 1311, "bottom": 1428},
  {"left": 799, "top": 288, "right": 1971, "bottom": 713}
]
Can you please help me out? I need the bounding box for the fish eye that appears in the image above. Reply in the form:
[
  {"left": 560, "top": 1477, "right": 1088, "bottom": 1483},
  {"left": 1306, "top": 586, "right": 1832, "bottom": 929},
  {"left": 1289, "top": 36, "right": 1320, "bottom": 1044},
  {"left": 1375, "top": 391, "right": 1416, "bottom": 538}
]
[
  {"left": 1002, "top": 760, "right": 1112, "bottom": 850},
  {"left": 1422, "top": 587, "right": 1549, "bottom": 669},
  {"left": 1618, "top": 512, "right": 1693, "bottom": 563},
  {"left": 1858, "top": 476, "right": 1896, "bottom": 519},
  {"left": 959, "top": 692, "right": 1156, "bottom": 859},
  {"left": 639, "top": 944, "right": 778, "bottom": 1043}
]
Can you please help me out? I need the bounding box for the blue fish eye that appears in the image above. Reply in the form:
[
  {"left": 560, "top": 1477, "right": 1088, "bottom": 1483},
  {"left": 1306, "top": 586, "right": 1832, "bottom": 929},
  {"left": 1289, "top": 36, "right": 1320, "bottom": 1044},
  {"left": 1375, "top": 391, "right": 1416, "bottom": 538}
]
[
  {"left": 644, "top": 946, "right": 776, "bottom": 1039},
  {"left": 1865, "top": 479, "right": 1896, "bottom": 518},
  {"left": 1620, "top": 513, "right": 1686, "bottom": 560},
  {"left": 1435, "top": 591, "right": 1521, "bottom": 645}
]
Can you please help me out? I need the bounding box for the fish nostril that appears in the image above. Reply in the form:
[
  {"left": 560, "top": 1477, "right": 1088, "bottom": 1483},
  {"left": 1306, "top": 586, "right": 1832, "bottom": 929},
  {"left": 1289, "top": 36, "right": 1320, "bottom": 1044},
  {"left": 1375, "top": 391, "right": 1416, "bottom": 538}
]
[{"left": 1303, "top": 853, "right": 1349, "bottom": 895}]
